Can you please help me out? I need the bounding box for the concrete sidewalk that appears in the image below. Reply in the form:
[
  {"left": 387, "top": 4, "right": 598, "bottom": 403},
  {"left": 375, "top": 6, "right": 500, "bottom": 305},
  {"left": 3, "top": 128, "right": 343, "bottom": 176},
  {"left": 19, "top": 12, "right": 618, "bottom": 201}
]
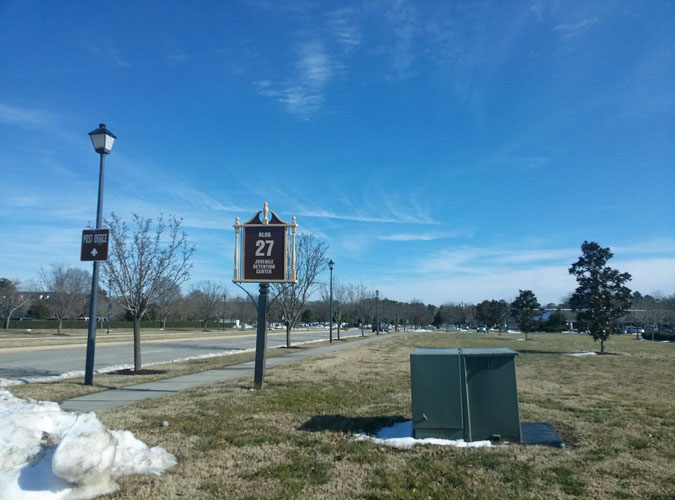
[{"left": 61, "top": 333, "right": 386, "bottom": 413}]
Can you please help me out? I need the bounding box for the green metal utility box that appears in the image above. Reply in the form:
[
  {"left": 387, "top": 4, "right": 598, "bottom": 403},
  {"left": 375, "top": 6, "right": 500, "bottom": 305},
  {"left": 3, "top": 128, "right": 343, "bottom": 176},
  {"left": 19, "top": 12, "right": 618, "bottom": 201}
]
[{"left": 410, "top": 347, "right": 521, "bottom": 442}]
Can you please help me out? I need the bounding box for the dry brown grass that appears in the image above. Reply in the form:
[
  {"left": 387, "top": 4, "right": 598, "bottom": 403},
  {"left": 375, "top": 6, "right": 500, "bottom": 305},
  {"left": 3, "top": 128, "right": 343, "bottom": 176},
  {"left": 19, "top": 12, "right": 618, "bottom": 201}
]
[{"left": 59, "top": 331, "right": 675, "bottom": 499}]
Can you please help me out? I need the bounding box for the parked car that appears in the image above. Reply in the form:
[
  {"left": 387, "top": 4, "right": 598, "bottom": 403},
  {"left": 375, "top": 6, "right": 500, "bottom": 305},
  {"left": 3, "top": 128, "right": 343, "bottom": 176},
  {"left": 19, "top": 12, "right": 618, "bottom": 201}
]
[
  {"left": 476, "top": 325, "right": 487, "bottom": 333},
  {"left": 372, "top": 321, "right": 388, "bottom": 332}
]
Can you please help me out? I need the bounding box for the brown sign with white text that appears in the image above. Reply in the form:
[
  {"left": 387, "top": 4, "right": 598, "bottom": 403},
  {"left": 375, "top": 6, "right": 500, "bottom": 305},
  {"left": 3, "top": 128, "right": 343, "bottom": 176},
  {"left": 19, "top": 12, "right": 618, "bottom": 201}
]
[
  {"left": 80, "top": 229, "right": 109, "bottom": 261},
  {"left": 242, "top": 226, "right": 285, "bottom": 281}
]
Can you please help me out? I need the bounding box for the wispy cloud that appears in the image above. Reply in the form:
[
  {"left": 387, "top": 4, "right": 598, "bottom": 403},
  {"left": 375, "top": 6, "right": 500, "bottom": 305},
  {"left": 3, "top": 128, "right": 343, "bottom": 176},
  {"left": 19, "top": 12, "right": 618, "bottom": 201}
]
[
  {"left": 327, "top": 8, "right": 361, "bottom": 51},
  {"left": 381, "top": 0, "right": 419, "bottom": 78},
  {"left": 413, "top": 246, "right": 578, "bottom": 277},
  {"left": 375, "top": 241, "right": 675, "bottom": 304},
  {"left": 295, "top": 207, "right": 435, "bottom": 225},
  {"left": 377, "top": 264, "right": 576, "bottom": 305},
  {"left": 554, "top": 17, "right": 599, "bottom": 38},
  {"left": 255, "top": 40, "right": 332, "bottom": 118},
  {"left": 0, "top": 103, "right": 54, "bottom": 129},
  {"left": 379, "top": 233, "right": 443, "bottom": 242},
  {"left": 378, "top": 231, "right": 465, "bottom": 242},
  {"left": 82, "top": 41, "right": 131, "bottom": 68},
  {"left": 167, "top": 52, "right": 190, "bottom": 63}
]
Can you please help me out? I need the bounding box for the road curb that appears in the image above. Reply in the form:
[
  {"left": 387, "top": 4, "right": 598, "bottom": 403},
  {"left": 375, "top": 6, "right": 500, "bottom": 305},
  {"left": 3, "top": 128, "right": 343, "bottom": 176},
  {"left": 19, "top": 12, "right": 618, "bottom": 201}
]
[{"left": 60, "top": 332, "right": 396, "bottom": 413}]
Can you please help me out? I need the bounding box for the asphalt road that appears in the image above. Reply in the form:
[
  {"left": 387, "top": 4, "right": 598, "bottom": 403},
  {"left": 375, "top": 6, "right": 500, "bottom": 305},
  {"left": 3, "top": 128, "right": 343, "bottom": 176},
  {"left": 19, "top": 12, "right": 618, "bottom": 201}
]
[{"left": 0, "top": 328, "right": 351, "bottom": 381}]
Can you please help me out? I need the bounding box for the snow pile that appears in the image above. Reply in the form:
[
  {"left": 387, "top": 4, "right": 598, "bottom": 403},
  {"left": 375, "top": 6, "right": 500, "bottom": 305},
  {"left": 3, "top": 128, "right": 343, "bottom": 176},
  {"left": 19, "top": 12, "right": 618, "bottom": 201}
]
[
  {"left": 0, "top": 389, "right": 176, "bottom": 499},
  {"left": 355, "top": 420, "right": 493, "bottom": 449},
  {"left": 567, "top": 352, "right": 597, "bottom": 357}
]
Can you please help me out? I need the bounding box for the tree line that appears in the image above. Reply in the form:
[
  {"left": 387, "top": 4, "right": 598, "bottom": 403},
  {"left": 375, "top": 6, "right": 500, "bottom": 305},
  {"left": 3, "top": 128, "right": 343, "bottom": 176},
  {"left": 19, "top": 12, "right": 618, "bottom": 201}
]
[{"left": 2, "top": 210, "right": 674, "bottom": 365}]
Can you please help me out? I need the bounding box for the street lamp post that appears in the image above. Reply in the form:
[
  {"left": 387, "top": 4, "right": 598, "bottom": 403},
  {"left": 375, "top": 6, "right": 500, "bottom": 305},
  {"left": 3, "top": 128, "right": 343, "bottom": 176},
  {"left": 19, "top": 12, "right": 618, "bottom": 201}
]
[
  {"left": 106, "top": 281, "right": 111, "bottom": 335},
  {"left": 84, "top": 124, "right": 116, "bottom": 386},
  {"left": 328, "top": 260, "right": 334, "bottom": 343},
  {"left": 375, "top": 289, "right": 380, "bottom": 335},
  {"left": 223, "top": 293, "right": 227, "bottom": 331}
]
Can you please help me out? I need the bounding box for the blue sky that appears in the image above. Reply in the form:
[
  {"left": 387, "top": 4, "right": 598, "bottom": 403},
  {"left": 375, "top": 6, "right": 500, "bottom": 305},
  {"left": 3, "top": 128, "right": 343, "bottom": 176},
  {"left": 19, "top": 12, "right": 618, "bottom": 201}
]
[{"left": 1, "top": 0, "right": 673, "bottom": 305}]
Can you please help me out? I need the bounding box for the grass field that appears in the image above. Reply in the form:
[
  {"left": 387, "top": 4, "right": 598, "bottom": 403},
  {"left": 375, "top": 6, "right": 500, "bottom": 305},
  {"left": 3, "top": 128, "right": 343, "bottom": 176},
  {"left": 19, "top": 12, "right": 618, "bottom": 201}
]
[{"left": 8, "top": 331, "right": 675, "bottom": 499}]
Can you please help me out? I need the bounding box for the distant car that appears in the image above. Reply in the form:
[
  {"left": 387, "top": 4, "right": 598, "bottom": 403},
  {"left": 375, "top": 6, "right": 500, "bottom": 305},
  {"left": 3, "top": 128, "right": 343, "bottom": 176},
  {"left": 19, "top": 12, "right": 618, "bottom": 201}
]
[
  {"left": 476, "top": 325, "right": 487, "bottom": 333},
  {"left": 372, "top": 321, "right": 388, "bottom": 332}
]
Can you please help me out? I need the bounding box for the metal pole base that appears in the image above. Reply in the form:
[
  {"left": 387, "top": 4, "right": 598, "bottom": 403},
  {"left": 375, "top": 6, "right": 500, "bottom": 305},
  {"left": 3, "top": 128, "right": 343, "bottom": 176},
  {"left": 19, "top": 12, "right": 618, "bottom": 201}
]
[{"left": 253, "top": 283, "right": 269, "bottom": 389}]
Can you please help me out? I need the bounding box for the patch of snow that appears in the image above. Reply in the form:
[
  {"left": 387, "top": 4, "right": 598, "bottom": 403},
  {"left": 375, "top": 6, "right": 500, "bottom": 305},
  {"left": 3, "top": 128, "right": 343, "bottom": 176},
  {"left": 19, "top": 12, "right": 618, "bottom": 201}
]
[
  {"left": 0, "top": 389, "right": 176, "bottom": 499},
  {"left": 566, "top": 352, "right": 597, "bottom": 357},
  {"left": 354, "top": 420, "right": 493, "bottom": 449}
]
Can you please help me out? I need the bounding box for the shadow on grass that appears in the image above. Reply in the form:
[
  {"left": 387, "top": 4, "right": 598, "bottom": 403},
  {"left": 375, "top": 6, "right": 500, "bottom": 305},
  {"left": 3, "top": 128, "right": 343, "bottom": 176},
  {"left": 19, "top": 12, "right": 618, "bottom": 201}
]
[
  {"left": 516, "top": 349, "right": 600, "bottom": 355},
  {"left": 298, "top": 414, "right": 408, "bottom": 435},
  {"left": 108, "top": 368, "right": 168, "bottom": 375}
]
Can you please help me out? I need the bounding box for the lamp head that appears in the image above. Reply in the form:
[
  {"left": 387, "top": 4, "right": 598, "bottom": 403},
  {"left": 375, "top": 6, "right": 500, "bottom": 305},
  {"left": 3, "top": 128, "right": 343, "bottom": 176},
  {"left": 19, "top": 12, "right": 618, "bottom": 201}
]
[{"left": 88, "top": 123, "right": 116, "bottom": 155}]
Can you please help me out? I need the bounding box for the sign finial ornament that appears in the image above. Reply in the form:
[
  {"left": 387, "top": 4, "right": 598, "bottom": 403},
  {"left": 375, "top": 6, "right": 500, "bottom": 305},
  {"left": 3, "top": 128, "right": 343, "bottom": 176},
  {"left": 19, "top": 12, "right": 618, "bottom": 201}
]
[{"left": 233, "top": 204, "right": 298, "bottom": 283}]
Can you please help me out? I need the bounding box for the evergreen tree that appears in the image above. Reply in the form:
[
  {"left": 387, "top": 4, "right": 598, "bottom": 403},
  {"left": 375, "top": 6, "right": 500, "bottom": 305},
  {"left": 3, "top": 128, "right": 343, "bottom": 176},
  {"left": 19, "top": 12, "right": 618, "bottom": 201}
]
[
  {"left": 510, "top": 290, "right": 540, "bottom": 340},
  {"left": 569, "top": 241, "right": 632, "bottom": 353},
  {"left": 543, "top": 310, "right": 567, "bottom": 333},
  {"left": 432, "top": 309, "right": 444, "bottom": 329},
  {"left": 301, "top": 308, "right": 315, "bottom": 323},
  {"left": 476, "top": 300, "right": 502, "bottom": 330}
]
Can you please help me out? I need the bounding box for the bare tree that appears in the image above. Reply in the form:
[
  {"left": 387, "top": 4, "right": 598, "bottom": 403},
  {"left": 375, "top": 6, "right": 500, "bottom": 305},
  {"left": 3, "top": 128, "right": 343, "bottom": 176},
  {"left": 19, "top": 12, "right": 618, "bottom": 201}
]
[
  {"left": 0, "top": 278, "right": 28, "bottom": 329},
  {"left": 229, "top": 296, "right": 257, "bottom": 326},
  {"left": 103, "top": 213, "right": 195, "bottom": 372},
  {"left": 189, "top": 281, "right": 226, "bottom": 330},
  {"left": 321, "top": 279, "right": 353, "bottom": 340},
  {"left": 353, "top": 283, "right": 375, "bottom": 336},
  {"left": 39, "top": 264, "right": 90, "bottom": 334},
  {"left": 271, "top": 234, "right": 328, "bottom": 347},
  {"left": 153, "top": 277, "right": 183, "bottom": 329},
  {"left": 408, "top": 299, "right": 430, "bottom": 329}
]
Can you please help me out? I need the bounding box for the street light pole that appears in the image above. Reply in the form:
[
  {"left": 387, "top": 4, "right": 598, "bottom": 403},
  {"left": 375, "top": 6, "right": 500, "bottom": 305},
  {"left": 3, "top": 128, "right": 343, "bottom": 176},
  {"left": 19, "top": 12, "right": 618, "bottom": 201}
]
[
  {"left": 375, "top": 289, "right": 380, "bottom": 335},
  {"left": 328, "top": 260, "right": 334, "bottom": 343},
  {"left": 223, "top": 293, "right": 227, "bottom": 331},
  {"left": 84, "top": 124, "right": 116, "bottom": 386},
  {"left": 106, "top": 281, "right": 111, "bottom": 335}
]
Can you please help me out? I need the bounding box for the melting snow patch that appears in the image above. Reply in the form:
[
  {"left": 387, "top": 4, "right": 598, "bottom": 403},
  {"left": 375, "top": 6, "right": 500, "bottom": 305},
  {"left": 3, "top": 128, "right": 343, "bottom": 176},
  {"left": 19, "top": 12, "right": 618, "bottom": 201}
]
[
  {"left": 0, "top": 389, "right": 176, "bottom": 499},
  {"left": 567, "top": 352, "right": 597, "bottom": 357},
  {"left": 354, "top": 420, "right": 493, "bottom": 449}
]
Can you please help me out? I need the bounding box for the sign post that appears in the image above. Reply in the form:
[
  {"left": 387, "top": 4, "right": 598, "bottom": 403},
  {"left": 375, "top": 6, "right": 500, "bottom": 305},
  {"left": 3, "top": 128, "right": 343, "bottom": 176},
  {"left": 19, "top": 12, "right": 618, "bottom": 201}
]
[{"left": 233, "top": 202, "right": 297, "bottom": 389}]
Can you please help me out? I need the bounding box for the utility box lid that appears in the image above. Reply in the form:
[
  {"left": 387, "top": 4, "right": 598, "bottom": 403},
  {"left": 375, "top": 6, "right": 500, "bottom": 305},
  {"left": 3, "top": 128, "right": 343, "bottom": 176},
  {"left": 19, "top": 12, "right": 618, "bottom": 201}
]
[
  {"left": 412, "top": 348, "right": 460, "bottom": 356},
  {"left": 460, "top": 347, "right": 518, "bottom": 357}
]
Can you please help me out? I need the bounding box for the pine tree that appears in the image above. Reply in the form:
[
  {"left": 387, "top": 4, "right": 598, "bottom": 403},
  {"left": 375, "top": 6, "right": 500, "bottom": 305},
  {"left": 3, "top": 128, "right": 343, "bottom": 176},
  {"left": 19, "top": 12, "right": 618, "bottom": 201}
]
[
  {"left": 568, "top": 241, "right": 632, "bottom": 353},
  {"left": 510, "top": 290, "right": 541, "bottom": 340}
]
